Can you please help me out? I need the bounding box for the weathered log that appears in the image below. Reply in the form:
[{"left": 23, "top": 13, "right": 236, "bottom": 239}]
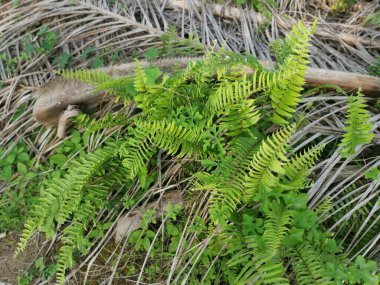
[
  {"left": 304, "top": 67, "right": 380, "bottom": 94},
  {"left": 33, "top": 57, "right": 197, "bottom": 124},
  {"left": 33, "top": 57, "right": 380, "bottom": 126}
]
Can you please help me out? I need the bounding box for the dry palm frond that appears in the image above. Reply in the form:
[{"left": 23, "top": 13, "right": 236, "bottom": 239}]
[
  {"left": 294, "top": 93, "right": 380, "bottom": 260},
  {"left": 118, "top": 0, "right": 380, "bottom": 73},
  {"left": 0, "top": 0, "right": 166, "bottom": 153},
  {"left": 2, "top": 0, "right": 379, "bottom": 154}
]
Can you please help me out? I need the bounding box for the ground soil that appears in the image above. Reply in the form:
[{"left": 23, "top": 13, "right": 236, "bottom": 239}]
[{"left": 0, "top": 232, "right": 40, "bottom": 284}]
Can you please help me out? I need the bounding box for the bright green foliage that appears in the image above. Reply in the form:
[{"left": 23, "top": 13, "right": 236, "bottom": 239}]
[
  {"left": 339, "top": 90, "right": 374, "bottom": 157},
  {"left": 15, "top": 142, "right": 121, "bottom": 256},
  {"left": 280, "top": 145, "right": 324, "bottom": 190},
  {"left": 0, "top": 143, "right": 38, "bottom": 230},
  {"left": 245, "top": 124, "right": 295, "bottom": 196},
  {"left": 263, "top": 203, "right": 293, "bottom": 255},
  {"left": 56, "top": 168, "right": 126, "bottom": 284},
  {"left": 227, "top": 204, "right": 292, "bottom": 284},
  {"left": 0, "top": 132, "right": 90, "bottom": 232},
  {"left": 72, "top": 112, "right": 130, "bottom": 133},
  {"left": 364, "top": 166, "right": 380, "bottom": 180},
  {"left": 205, "top": 76, "right": 256, "bottom": 114},
  {"left": 0, "top": 24, "right": 57, "bottom": 75},
  {"left": 290, "top": 244, "right": 333, "bottom": 285},
  {"left": 15, "top": 20, "right": 379, "bottom": 285},
  {"left": 268, "top": 21, "right": 316, "bottom": 125},
  {"left": 57, "top": 68, "right": 111, "bottom": 85},
  {"left": 120, "top": 119, "right": 207, "bottom": 179},
  {"left": 18, "top": 257, "right": 56, "bottom": 285},
  {"left": 194, "top": 136, "right": 260, "bottom": 224},
  {"left": 220, "top": 99, "right": 260, "bottom": 136}
]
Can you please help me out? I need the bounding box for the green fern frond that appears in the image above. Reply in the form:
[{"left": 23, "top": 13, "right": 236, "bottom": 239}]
[
  {"left": 56, "top": 244, "right": 74, "bottom": 285},
  {"left": 56, "top": 186, "right": 108, "bottom": 285},
  {"left": 136, "top": 120, "right": 206, "bottom": 158},
  {"left": 14, "top": 217, "right": 38, "bottom": 255},
  {"left": 269, "top": 21, "right": 316, "bottom": 126},
  {"left": 224, "top": 203, "right": 291, "bottom": 285},
  {"left": 15, "top": 143, "right": 121, "bottom": 256},
  {"left": 231, "top": 250, "right": 290, "bottom": 285},
  {"left": 72, "top": 112, "right": 129, "bottom": 133},
  {"left": 120, "top": 136, "right": 156, "bottom": 180},
  {"left": 15, "top": 176, "right": 71, "bottom": 255},
  {"left": 205, "top": 76, "right": 255, "bottom": 115},
  {"left": 55, "top": 166, "right": 125, "bottom": 285},
  {"left": 263, "top": 202, "right": 292, "bottom": 255},
  {"left": 89, "top": 113, "right": 130, "bottom": 132},
  {"left": 121, "top": 120, "right": 206, "bottom": 179},
  {"left": 256, "top": 259, "right": 290, "bottom": 285},
  {"left": 131, "top": 64, "right": 177, "bottom": 119},
  {"left": 133, "top": 60, "right": 157, "bottom": 94},
  {"left": 290, "top": 244, "right": 332, "bottom": 285},
  {"left": 314, "top": 197, "right": 333, "bottom": 216},
  {"left": 226, "top": 203, "right": 292, "bottom": 282},
  {"left": 339, "top": 91, "right": 374, "bottom": 157},
  {"left": 94, "top": 76, "right": 135, "bottom": 99},
  {"left": 194, "top": 136, "right": 259, "bottom": 225},
  {"left": 245, "top": 124, "right": 295, "bottom": 198},
  {"left": 71, "top": 113, "right": 94, "bottom": 128},
  {"left": 55, "top": 143, "right": 120, "bottom": 224},
  {"left": 303, "top": 84, "right": 347, "bottom": 97},
  {"left": 205, "top": 67, "right": 278, "bottom": 116},
  {"left": 58, "top": 69, "right": 134, "bottom": 101},
  {"left": 229, "top": 242, "right": 290, "bottom": 285},
  {"left": 57, "top": 69, "right": 111, "bottom": 85},
  {"left": 280, "top": 144, "right": 324, "bottom": 191},
  {"left": 193, "top": 173, "right": 242, "bottom": 226},
  {"left": 221, "top": 99, "right": 260, "bottom": 137}
]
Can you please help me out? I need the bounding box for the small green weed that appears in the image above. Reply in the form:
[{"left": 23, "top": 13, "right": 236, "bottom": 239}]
[
  {"left": 0, "top": 25, "right": 57, "bottom": 74},
  {"left": 0, "top": 129, "right": 88, "bottom": 232},
  {"left": 368, "top": 57, "right": 380, "bottom": 76},
  {"left": 17, "top": 257, "right": 56, "bottom": 285}
]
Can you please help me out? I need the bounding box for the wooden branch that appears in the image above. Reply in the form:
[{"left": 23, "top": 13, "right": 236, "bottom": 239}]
[
  {"left": 33, "top": 57, "right": 380, "bottom": 125},
  {"left": 307, "top": 125, "right": 380, "bottom": 144},
  {"left": 304, "top": 67, "right": 380, "bottom": 95}
]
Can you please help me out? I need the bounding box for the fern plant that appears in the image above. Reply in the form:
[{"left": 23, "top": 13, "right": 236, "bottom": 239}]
[
  {"left": 15, "top": 20, "right": 379, "bottom": 285},
  {"left": 339, "top": 90, "right": 374, "bottom": 157}
]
